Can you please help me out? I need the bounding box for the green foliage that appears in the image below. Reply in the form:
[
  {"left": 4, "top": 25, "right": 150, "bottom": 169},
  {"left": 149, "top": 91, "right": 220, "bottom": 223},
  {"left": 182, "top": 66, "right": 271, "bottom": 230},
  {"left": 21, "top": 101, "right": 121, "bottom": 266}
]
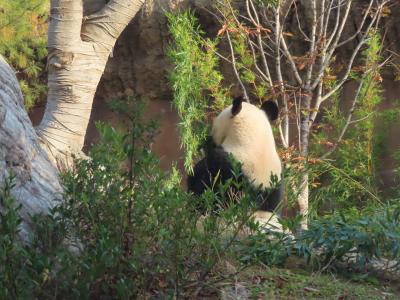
[
  {"left": 1, "top": 96, "right": 399, "bottom": 297},
  {"left": 0, "top": 98, "right": 284, "bottom": 298},
  {"left": 0, "top": 175, "right": 24, "bottom": 299},
  {"left": 246, "top": 265, "right": 396, "bottom": 299},
  {"left": 238, "top": 230, "right": 293, "bottom": 266},
  {"left": 167, "top": 11, "right": 230, "bottom": 172},
  {"left": 296, "top": 204, "right": 400, "bottom": 271},
  {"left": 393, "top": 148, "right": 400, "bottom": 188},
  {"left": 0, "top": 0, "right": 48, "bottom": 109},
  {"left": 58, "top": 99, "right": 222, "bottom": 298},
  {"left": 309, "top": 32, "right": 386, "bottom": 213}
]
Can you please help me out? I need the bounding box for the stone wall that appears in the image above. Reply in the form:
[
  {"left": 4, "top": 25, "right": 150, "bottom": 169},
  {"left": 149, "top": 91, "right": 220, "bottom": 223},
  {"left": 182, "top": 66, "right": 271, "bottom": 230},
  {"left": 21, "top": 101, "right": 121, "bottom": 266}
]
[{"left": 94, "top": 0, "right": 400, "bottom": 104}]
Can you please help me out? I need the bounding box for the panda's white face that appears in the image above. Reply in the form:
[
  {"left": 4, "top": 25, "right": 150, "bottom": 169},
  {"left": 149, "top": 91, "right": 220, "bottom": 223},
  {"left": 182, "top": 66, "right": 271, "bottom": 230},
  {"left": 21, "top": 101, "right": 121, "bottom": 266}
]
[{"left": 211, "top": 100, "right": 282, "bottom": 188}]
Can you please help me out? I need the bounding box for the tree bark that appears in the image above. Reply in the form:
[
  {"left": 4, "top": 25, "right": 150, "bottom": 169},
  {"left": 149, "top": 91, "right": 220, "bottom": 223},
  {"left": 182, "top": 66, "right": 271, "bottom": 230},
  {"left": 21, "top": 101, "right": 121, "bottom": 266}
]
[
  {"left": 0, "top": 0, "right": 145, "bottom": 238},
  {"left": 0, "top": 56, "right": 62, "bottom": 239},
  {"left": 298, "top": 92, "right": 312, "bottom": 230},
  {"left": 36, "top": 0, "right": 145, "bottom": 164}
]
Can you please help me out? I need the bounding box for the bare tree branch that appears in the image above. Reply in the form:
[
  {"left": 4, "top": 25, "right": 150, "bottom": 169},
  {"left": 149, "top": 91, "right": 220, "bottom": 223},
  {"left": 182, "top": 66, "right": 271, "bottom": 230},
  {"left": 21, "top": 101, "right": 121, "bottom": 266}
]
[
  {"left": 279, "top": 34, "right": 304, "bottom": 87},
  {"left": 305, "top": 0, "right": 317, "bottom": 88},
  {"left": 320, "top": 73, "right": 366, "bottom": 159},
  {"left": 309, "top": 80, "right": 323, "bottom": 126},
  {"left": 311, "top": 0, "right": 352, "bottom": 91},
  {"left": 247, "top": 0, "right": 274, "bottom": 88},
  {"left": 316, "top": 2, "right": 384, "bottom": 102},
  {"left": 336, "top": 0, "right": 374, "bottom": 48},
  {"left": 273, "top": 4, "right": 290, "bottom": 146},
  {"left": 294, "top": 1, "right": 312, "bottom": 42},
  {"left": 226, "top": 31, "right": 250, "bottom": 101}
]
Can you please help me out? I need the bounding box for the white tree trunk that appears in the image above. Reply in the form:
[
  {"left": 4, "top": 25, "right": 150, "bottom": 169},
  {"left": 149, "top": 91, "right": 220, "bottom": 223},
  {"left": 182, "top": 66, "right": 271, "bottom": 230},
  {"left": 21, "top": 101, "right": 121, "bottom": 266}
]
[
  {"left": 36, "top": 0, "right": 144, "bottom": 164},
  {"left": 298, "top": 92, "right": 312, "bottom": 230},
  {"left": 0, "top": 0, "right": 145, "bottom": 238},
  {"left": 0, "top": 56, "right": 62, "bottom": 239},
  {"left": 297, "top": 172, "right": 309, "bottom": 230}
]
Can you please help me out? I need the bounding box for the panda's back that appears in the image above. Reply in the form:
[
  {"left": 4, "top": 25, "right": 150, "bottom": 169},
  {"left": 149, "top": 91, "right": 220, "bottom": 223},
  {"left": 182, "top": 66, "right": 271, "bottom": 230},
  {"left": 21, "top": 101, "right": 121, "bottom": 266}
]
[
  {"left": 219, "top": 103, "right": 282, "bottom": 188},
  {"left": 223, "top": 139, "right": 281, "bottom": 188}
]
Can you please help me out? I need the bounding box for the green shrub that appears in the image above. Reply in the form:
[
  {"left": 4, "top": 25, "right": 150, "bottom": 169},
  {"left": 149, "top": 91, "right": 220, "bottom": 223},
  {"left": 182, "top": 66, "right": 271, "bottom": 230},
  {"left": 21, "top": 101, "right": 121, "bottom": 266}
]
[
  {"left": 167, "top": 11, "right": 230, "bottom": 172},
  {"left": 296, "top": 205, "right": 400, "bottom": 271},
  {"left": 0, "top": 98, "right": 280, "bottom": 298},
  {"left": 0, "top": 0, "right": 48, "bottom": 109},
  {"left": 1, "top": 96, "right": 399, "bottom": 297}
]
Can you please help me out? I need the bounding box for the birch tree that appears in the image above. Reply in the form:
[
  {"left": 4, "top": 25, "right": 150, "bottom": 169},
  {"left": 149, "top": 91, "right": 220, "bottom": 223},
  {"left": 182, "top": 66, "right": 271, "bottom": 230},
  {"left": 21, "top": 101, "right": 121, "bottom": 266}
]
[
  {"left": 37, "top": 0, "right": 145, "bottom": 165},
  {"left": 217, "top": 0, "right": 389, "bottom": 229},
  {"left": 0, "top": 0, "right": 145, "bottom": 237}
]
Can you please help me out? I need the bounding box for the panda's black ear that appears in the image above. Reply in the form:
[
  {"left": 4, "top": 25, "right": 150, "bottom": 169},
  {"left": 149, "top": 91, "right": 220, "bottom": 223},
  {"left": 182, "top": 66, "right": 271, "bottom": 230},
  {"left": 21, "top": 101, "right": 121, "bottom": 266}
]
[
  {"left": 231, "top": 96, "right": 243, "bottom": 117},
  {"left": 261, "top": 101, "right": 279, "bottom": 121}
]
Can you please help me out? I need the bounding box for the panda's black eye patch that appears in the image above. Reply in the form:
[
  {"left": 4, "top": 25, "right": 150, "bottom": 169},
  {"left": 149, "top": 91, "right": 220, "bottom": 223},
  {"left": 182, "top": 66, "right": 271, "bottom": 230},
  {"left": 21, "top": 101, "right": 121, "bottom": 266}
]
[
  {"left": 261, "top": 101, "right": 279, "bottom": 121},
  {"left": 231, "top": 96, "right": 243, "bottom": 117}
]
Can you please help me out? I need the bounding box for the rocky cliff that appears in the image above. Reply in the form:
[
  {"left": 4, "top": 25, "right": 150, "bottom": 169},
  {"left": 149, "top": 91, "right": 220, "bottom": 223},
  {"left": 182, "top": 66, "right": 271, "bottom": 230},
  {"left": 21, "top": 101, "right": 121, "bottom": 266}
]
[{"left": 94, "top": 0, "right": 400, "bottom": 104}]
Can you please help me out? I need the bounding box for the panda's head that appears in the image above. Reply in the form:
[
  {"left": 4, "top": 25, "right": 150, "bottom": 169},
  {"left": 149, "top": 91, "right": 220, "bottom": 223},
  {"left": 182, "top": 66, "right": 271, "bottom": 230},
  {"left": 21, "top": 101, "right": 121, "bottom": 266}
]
[
  {"left": 211, "top": 96, "right": 281, "bottom": 188},
  {"left": 211, "top": 96, "right": 279, "bottom": 147}
]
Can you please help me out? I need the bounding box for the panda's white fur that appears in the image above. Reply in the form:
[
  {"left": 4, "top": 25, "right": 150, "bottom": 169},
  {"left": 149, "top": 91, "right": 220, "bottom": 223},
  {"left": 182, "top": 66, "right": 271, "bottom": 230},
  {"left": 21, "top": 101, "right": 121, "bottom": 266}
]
[
  {"left": 188, "top": 98, "right": 284, "bottom": 232},
  {"left": 211, "top": 101, "right": 282, "bottom": 189}
]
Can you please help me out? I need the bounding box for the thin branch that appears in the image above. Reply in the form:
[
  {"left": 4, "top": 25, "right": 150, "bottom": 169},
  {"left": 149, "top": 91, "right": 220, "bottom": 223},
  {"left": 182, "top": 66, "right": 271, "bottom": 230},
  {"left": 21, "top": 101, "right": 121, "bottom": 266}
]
[
  {"left": 226, "top": 31, "right": 249, "bottom": 102},
  {"left": 322, "top": 0, "right": 336, "bottom": 42},
  {"left": 273, "top": 4, "right": 290, "bottom": 146},
  {"left": 305, "top": 0, "right": 317, "bottom": 88},
  {"left": 246, "top": 0, "right": 258, "bottom": 25},
  {"left": 278, "top": 123, "right": 289, "bottom": 148},
  {"left": 293, "top": 1, "right": 311, "bottom": 42},
  {"left": 348, "top": 112, "right": 374, "bottom": 124},
  {"left": 311, "top": 0, "right": 353, "bottom": 90},
  {"left": 320, "top": 74, "right": 366, "bottom": 159},
  {"left": 315, "top": 1, "right": 384, "bottom": 101},
  {"left": 278, "top": 30, "right": 303, "bottom": 86},
  {"left": 310, "top": 39, "right": 390, "bottom": 129},
  {"left": 309, "top": 80, "right": 323, "bottom": 126},
  {"left": 317, "top": 0, "right": 327, "bottom": 49},
  {"left": 283, "top": 90, "right": 289, "bottom": 145},
  {"left": 249, "top": 39, "right": 272, "bottom": 85},
  {"left": 294, "top": 92, "right": 301, "bottom": 149},
  {"left": 325, "top": 0, "right": 350, "bottom": 51},
  {"left": 247, "top": 0, "right": 274, "bottom": 88},
  {"left": 336, "top": 0, "right": 375, "bottom": 48}
]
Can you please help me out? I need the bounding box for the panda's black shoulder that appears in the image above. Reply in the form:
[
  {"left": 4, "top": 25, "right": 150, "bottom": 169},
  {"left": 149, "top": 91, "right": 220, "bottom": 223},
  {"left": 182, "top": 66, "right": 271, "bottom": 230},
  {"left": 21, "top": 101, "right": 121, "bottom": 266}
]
[{"left": 187, "top": 138, "right": 235, "bottom": 195}]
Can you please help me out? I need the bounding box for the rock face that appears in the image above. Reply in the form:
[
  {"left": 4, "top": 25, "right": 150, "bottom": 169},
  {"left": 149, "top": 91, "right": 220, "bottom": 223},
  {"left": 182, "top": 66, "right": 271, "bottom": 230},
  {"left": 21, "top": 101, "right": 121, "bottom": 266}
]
[
  {"left": 95, "top": 0, "right": 215, "bottom": 103},
  {"left": 95, "top": 0, "right": 400, "bottom": 104}
]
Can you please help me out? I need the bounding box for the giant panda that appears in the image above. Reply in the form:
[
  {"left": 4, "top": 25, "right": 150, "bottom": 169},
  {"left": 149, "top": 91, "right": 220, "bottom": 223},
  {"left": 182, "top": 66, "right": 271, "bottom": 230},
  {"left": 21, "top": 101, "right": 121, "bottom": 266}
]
[{"left": 187, "top": 96, "right": 283, "bottom": 227}]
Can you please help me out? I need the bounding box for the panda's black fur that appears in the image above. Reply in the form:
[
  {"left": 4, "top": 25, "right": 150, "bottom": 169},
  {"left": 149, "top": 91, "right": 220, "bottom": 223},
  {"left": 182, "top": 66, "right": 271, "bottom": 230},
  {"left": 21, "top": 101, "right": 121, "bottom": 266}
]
[{"left": 187, "top": 96, "right": 283, "bottom": 213}]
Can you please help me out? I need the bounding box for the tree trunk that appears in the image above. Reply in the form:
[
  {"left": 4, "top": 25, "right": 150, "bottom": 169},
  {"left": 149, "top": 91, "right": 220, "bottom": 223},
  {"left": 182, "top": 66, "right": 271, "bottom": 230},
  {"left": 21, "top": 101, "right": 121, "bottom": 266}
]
[
  {"left": 298, "top": 92, "right": 312, "bottom": 230},
  {"left": 0, "top": 56, "right": 62, "bottom": 239},
  {"left": 297, "top": 172, "right": 309, "bottom": 230},
  {"left": 0, "top": 0, "right": 145, "bottom": 238},
  {"left": 36, "top": 0, "right": 144, "bottom": 164}
]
